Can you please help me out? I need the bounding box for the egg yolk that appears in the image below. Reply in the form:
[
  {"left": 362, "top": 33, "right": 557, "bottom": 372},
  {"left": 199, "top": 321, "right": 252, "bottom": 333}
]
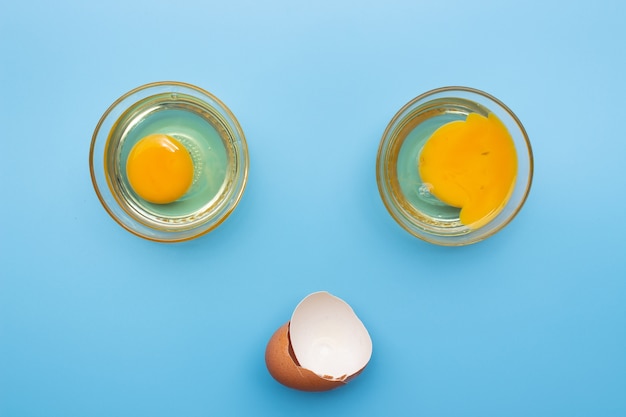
[
  {"left": 126, "top": 134, "right": 194, "bottom": 204},
  {"left": 418, "top": 112, "right": 518, "bottom": 229}
]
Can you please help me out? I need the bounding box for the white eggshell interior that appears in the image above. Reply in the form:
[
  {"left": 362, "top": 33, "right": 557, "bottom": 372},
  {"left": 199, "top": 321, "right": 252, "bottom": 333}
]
[{"left": 289, "top": 291, "right": 372, "bottom": 380}]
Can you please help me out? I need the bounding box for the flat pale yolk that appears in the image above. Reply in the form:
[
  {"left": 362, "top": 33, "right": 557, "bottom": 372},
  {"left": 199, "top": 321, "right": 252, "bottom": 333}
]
[
  {"left": 418, "top": 112, "right": 517, "bottom": 229},
  {"left": 126, "top": 134, "right": 194, "bottom": 204}
]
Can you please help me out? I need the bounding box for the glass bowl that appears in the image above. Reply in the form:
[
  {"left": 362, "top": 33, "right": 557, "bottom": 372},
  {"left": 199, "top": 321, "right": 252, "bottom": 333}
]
[
  {"left": 90, "top": 81, "right": 249, "bottom": 242},
  {"left": 376, "top": 86, "right": 533, "bottom": 246}
]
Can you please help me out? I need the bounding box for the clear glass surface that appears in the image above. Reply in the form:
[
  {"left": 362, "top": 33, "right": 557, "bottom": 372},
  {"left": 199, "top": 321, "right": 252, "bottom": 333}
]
[
  {"left": 90, "top": 81, "right": 249, "bottom": 242},
  {"left": 376, "top": 86, "right": 533, "bottom": 246}
]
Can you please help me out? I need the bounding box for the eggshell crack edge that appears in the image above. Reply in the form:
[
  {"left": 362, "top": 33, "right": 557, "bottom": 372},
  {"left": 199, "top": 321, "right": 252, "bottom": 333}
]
[
  {"left": 289, "top": 291, "right": 372, "bottom": 380},
  {"left": 265, "top": 322, "right": 346, "bottom": 392}
]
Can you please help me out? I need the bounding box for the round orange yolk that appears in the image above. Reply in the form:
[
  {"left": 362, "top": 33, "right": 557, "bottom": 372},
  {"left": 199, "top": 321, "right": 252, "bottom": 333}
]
[
  {"left": 418, "top": 112, "right": 518, "bottom": 229},
  {"left": 126, "top": 134, "right": 194, "bottom": 204}
]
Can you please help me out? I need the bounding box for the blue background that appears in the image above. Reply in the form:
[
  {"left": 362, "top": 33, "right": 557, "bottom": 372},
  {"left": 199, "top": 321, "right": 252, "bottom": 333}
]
[{"left": 1, "top": 1, "right": 625, "bottom": 416}]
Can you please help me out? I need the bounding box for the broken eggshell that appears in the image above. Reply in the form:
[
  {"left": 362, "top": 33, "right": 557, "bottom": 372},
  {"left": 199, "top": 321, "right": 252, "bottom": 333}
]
[{"left": 265, "top": 291, "right": 373, "bottom": 391}]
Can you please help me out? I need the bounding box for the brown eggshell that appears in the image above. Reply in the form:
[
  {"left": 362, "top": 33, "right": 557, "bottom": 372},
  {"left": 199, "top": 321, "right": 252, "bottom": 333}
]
[{"left": 265, "top": 322, "right": 345, "bottom": 392}]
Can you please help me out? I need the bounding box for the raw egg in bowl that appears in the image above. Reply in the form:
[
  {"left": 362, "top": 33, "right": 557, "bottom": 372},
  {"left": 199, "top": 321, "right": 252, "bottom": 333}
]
[
  {"left": 376, "top": 86, "right": 533, "bottom": 246},
  {"left": 90, "top": 81, "right": 249, "bottom": 242}
]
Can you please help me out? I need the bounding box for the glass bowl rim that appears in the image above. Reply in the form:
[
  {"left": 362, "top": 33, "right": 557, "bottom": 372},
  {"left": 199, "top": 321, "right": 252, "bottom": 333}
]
[
  {"left": 376, "top": 85, "right": 534, "bottom": 246},
  {"left": 89, "top": 80, "right": 249, "bottom": 243}
]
